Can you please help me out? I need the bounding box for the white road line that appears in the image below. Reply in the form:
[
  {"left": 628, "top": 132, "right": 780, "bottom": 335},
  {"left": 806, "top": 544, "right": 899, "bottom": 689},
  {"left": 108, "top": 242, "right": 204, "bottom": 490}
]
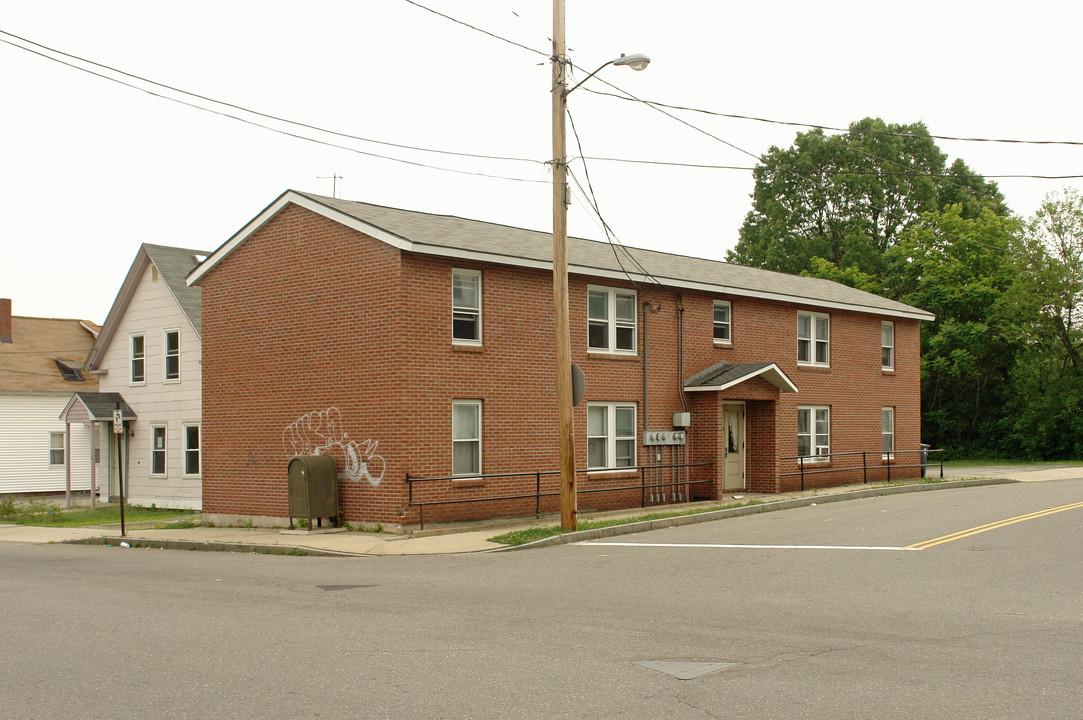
[{"left": 576, "top": 541, "right": 917, "bottom": 551}]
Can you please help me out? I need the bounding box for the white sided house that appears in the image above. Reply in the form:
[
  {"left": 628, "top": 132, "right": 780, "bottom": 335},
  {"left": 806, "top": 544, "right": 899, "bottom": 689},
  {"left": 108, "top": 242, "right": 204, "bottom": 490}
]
[
  {"left": 77, "top": 244, "right": 208, "bottom": 510},
  {"left": 0, "top": 299, "right": 100, "bottom": 496}
]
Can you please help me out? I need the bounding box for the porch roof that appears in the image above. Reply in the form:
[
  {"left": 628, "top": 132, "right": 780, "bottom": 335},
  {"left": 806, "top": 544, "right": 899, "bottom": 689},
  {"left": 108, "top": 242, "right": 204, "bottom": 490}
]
[
  {"left": 60, "top": 392, "right": 138, "bottom": 423},
  {"left": 684, "top": 361, "right": 798, "bottom": 394}
]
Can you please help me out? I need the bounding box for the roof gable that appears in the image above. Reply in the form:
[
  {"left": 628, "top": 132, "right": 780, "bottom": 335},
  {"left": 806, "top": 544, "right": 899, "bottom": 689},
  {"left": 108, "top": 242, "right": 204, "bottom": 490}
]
[
  {"left": 188, "top": 190, "right": 934, "bottom": 321},
  {"left": 86, "top": 243, "right": 209, "bottom": 371}
]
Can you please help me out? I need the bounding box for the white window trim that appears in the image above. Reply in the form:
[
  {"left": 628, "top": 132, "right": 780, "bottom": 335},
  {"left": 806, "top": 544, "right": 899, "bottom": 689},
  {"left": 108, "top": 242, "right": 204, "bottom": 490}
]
[
  {"left": 882, "top": 407, "right": 895, "bottom": 460},
  {"left": 183, "top": 423, "right": 201, "bottom": 477},
  {"left": 586, "top": 402, "right": 638, "bottom": 470},
  {"left": 881, "top": 321, "right": 895, "bottom": 371},
  {"left": 713, "top": 300, "right": 732, "bottom": 345},
  {"left": 797, "top": 312, "right": 830, "bottom": 367},
  {"left": 451, "top": 269, "right": 482, "bottom": 346},
  {"left": 798, "top": 405, "right": 830, "bottom": 463},
  {"left": 130, "top": 333, "right": 146, "bottom": 385},
  {"left": 587, "top": 286, "right": 638, "bottom": 355},
  {"left": 49, "top": 432, "right": 65, "bottom": 466},
  {"left": 164, "top": 328, "right": 181, "bottom": 383},
  {"left": 151, "top": 425, "right": 167, "bottom": 476},
  {"left": 452, "top": 400, "right": 482, "bottom": 476}
]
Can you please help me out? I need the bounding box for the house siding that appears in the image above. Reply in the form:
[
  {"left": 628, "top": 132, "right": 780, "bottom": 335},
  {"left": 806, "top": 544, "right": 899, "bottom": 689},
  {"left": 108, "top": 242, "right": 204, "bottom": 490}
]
[
  {"left": 0, "top": 392, "right": 94, "bottom": 494},
  {"left": 96, "top": 262, "right": 203, "bottom": 509}
]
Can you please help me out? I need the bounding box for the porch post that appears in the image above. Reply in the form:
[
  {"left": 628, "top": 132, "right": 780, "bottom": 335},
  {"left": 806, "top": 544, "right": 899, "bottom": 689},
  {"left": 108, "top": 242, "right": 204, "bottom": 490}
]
[{"left": 65, "top": 421, "right": 72, "bottom": 508}]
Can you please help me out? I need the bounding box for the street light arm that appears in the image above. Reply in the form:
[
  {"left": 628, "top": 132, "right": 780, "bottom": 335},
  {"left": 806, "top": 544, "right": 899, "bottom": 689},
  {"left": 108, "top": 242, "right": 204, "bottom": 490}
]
[{"left": 566, "top": 53, "right": 650, "bottom": 95}]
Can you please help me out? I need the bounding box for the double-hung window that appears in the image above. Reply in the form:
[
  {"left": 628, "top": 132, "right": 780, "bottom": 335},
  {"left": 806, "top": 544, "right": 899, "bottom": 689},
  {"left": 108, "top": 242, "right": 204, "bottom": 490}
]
[
  {"left": 184, "top": 425, "right": 201, "bottom": 476},
  {"left": 797, "top": 312, "right": 830, "bottom": 366},
  {"left": 452, "top": 270, "right": 482, "bottom": 344},
  {"left": 151, "top": 426, "right": 166, "bottom": 475},
  {"left": 797, "top": 406, "right": 830, "bottom": 461},
  {"left": 587, "top": 402, "right": 637, "bottom": 470},
  {"left": 164, "top": 330, "right": 180, "bottom": 381},
  {"left": 49, "top": 432, "right": 65, "bottom": 466},
  {"left": 452, "top": 401, "right": 482, "bottom": 475},
  {"left": 882, "top": 407, "right": 894, "bottom": 460},
  {"left": 130, "top": 334, "right": 145, "bottom": 384},
  {"left": 881, "top": 322, "right": 894, "bottom": 370},
  {"left": 713, "top": 301, "right": 732, "bottom": 344},
  {"left": 588, "top": 287, "right": 636, "bottom": 353}
]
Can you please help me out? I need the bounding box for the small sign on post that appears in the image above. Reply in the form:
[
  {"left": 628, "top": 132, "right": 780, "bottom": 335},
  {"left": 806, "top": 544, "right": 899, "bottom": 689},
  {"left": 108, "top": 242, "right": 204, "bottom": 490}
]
[{"left": 112, "top": 409, "right": 123, "bottom": 435}]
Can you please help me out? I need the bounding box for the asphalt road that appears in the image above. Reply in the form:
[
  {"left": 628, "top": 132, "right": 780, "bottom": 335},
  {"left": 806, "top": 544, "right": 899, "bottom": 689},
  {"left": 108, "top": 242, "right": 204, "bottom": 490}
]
[{"left": 1, "top": 479, "right": 1079, "bottom": 719}]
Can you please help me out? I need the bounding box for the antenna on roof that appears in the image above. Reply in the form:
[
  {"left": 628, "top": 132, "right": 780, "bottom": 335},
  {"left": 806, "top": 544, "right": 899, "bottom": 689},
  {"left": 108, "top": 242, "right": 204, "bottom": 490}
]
[{"left": 317, "top": 173, "right": 343, "bottom": 198}]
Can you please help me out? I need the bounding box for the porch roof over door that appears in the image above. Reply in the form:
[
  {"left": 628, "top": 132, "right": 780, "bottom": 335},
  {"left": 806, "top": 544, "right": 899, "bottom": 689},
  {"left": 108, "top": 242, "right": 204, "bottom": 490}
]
[
  {"left": 60, "top": 392, "right": 138, "bottom": 424},
  {"left": 684, "top": 361, "right": 798, "bottom": 394}
]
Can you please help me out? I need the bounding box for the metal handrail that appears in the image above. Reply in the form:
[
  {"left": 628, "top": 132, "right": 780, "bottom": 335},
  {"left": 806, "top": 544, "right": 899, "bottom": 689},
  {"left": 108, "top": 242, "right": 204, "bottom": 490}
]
[
  {"left": 780, "top": 447, "right": 944, "bottom": 490},
  {"left": 405, "top": 461, "right": 712, "bottom": 530}
]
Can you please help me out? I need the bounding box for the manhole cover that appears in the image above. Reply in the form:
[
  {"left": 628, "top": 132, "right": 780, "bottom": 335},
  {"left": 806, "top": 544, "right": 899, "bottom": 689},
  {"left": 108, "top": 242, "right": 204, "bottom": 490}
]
[{"left": 632, "top": 660, "right": 739, "bottom": 680}]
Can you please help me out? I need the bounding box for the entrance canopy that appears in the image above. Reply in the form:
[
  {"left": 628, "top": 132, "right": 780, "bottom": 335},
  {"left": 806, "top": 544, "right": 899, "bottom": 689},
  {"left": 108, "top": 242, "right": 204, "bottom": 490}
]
[
  {"left": 684, "top": 361, "right": 798, "bottom": 394},
  {"left": 60, "top": 392, "right": 137, "bottom": 424}
]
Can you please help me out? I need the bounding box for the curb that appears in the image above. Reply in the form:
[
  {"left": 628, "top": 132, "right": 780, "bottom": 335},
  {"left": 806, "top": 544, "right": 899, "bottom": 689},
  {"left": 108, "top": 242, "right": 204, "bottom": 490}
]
[
  {"left": 74, "top": 536, "right": 366, "bottom": 558},
  {"left": 500, "top": 477, "right": 1017, "bottom": 552}
]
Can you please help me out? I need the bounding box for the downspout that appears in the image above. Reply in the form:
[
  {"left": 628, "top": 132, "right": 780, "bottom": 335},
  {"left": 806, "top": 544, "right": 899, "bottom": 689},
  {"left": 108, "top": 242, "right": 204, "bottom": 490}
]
[{"left": 677, "top": 292, "right": 687, "bottom": 413}]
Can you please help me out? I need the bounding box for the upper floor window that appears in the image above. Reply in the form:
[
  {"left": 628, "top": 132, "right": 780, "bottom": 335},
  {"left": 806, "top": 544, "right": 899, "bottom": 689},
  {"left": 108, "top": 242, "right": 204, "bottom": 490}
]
[
  {"left": 588, "top": 287, "right": 636, "bottom": 353},
  {"left": 165, "top": 330, "right": 180, "bottom": 381},
  {"left": 452, "top": 270, "right": 482, "bottom": 344},
  {"left": 882, "top": 407, "right": 895, "bottom": 459},
  {"left": 452, "top": 400, "right": 482, "bottom": 475},
  {"left": 587, "top": 402, "right": 637, "bottom": 470},
  {"left": 130, "top": 334, "right": 145, "bottom": 384},
  {"left": 881, "top": 322, "right": 894, "bottom": 370},
  {"left": 798, "top": 406, "right": 830, "bottom": 461},
  {"left": 49, "top": 432, "right": 65, "bottom": 466},
  {"left": 797, "top": 312, "right": 830, "bottom": 366},
  {"left": 151, "top": 426, "right": 166, "bottom": 475},
  {"left": 184, "top": 425, "right": 201, "bottom": 476},
  {"left": 713, "top": 301, "right": 732, "bottom": 344}
]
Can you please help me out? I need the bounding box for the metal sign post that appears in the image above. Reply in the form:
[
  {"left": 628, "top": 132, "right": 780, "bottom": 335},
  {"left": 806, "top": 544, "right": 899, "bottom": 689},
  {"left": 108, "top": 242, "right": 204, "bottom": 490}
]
[{"left": 113, "top": 406, "right": 125, "bottom": 537}]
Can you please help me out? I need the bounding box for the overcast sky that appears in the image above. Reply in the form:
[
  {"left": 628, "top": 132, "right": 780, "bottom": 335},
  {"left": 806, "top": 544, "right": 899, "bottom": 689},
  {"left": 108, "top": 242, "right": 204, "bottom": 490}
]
[{"left": 3, "top": 1, "right": 1081, "bottom": 322}]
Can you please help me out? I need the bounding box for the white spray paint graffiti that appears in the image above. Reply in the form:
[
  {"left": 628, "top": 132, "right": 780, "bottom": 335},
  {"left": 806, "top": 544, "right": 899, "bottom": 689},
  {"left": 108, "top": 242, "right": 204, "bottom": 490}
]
[{"left": 282, "top": 407, "right": 386, "bottom": 485}]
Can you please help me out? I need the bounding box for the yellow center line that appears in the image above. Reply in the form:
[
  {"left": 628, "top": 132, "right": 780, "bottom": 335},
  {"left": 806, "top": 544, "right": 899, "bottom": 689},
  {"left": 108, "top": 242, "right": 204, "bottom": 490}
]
[{"left": 906, "top": 500, "right": 1083, "bottom": 550}]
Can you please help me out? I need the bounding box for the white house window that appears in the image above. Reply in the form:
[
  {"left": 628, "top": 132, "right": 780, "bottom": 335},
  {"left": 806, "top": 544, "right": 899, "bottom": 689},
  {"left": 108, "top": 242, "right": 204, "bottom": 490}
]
[
  {"left": 587, "top": 403, "right": 637, "bottom": 470},
  {"left": 151, "top": 426, "right": 166, "bottom": 475},
  {"left": 798, "top": 406, "right": 830, "bottom": 461},
  {"left": 452, "top": 270, "right": 482, "bottom": 344},
  {"left": 164, "top": 330, "right": 180, "bottom": 381},
  {"left": 452, "top": 401, "right": 481, "bottom": 475},
  {"left": 588, "top": 287, "right": 637, "bottom": 353},
  {"left": 130, "top": 334, "right": 145, "bottom": 384},
  {"left": 798, "top": 312, "right": 830, "bottom": 366},
  {"left": 882, "top": 407, "right": 895, "bottom": 459},
  {"left": 49, "top": 432, "right": 65, "bottom": 466},
  {"left": 713, "top": 301, "right": 732, "bottom": 344},
  {"left": 184, "top": 425, "right": 201, "bottom": 476},
  {"left": 881, "top": 322, "right": 894, "bottom": 370}
]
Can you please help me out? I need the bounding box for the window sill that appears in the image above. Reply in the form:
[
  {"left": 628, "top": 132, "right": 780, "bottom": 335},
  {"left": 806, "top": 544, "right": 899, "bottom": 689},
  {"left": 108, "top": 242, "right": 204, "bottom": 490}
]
[
  {"left": 586, "top": 469, "right": 638, "bottom": 480},
  {"left": 451, "top": 477, "right": 486, "bottom": 489},
  {"left": 586, "top": 351, "right": 639, "bottom": 361},
  {"left": 881, "top": 368, "right": 895, "bottom": 374},
  {"left": 713, "top": 340, "right": 732, "bottom": 347},
  {"left": 452, "top": 343, "right": 484, "bottom": 353},
  {"left": 796, "top": 364, "right": 831, "bottom": 372}
]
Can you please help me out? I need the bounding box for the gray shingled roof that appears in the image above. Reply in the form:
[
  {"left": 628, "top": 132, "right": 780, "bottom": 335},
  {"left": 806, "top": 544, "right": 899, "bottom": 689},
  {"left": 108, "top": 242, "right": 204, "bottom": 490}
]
[
  {"left": 684, "top": 361, "right": 798, "bottom": 393},
  {"left": 290, "top": 191, "right": 932, "bottom": 321},
  {"left": 64, "top": 392, "right": 138, "bottom": 421},
  {"left": 144, "top": 244, "right": 206, "bottom": 334}
]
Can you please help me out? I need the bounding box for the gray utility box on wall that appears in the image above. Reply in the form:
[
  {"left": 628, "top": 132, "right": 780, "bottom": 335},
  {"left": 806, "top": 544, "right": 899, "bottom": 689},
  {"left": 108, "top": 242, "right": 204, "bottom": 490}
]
[{"left": 287, "top": 455, "right": 340, "bottom": 530}]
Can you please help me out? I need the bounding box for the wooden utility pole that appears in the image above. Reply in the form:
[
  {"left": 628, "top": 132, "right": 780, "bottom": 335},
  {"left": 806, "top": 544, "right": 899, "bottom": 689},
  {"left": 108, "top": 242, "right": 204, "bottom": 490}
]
[{"left": 552, "top": 0, "right": 576, "bottom": 531}]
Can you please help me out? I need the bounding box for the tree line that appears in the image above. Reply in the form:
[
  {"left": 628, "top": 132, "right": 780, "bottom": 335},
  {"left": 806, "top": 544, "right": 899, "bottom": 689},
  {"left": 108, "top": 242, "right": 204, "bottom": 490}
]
[{"left": 728, "top": 118, "right": 1083, "bottom": 460}]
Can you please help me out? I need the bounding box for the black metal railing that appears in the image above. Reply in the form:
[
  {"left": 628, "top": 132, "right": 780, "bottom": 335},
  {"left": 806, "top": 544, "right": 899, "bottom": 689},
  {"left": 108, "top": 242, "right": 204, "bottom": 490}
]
[
  {"left": 780, "top": 447, "right": 944, "bottom": 491},
  {"left": 405, "top": 461, "right": 713, "bottom": 530}
]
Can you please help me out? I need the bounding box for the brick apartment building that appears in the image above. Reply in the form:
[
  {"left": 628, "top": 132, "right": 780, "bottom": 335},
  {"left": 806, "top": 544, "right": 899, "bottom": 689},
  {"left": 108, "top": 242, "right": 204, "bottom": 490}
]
[{"left": 188, "top": 190, "right": 933, "bottom": 527}]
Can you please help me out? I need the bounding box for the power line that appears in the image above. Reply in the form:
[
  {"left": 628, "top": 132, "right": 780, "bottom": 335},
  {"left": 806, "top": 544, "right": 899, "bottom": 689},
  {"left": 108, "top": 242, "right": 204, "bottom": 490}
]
[{"left": 400, "top": 0, "right": 549, "bottom": 60}]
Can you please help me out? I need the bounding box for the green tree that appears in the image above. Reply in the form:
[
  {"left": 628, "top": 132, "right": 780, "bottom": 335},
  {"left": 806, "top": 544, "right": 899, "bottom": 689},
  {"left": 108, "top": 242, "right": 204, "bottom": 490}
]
[{"left": 728, "top": 118, "right": 1006, "bottom": 289}]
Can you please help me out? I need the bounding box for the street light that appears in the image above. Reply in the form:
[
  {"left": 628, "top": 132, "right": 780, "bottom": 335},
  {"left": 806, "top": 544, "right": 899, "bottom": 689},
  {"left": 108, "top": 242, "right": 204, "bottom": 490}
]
[{"left": 552, "top": 0, "right": 649, "bottom": 531}]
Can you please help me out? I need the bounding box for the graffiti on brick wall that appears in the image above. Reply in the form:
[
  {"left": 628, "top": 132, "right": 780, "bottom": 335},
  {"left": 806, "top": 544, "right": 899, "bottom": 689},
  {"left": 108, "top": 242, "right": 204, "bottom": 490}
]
[{"left": 282, "top": 407, "right": 385, "bottom": 485}]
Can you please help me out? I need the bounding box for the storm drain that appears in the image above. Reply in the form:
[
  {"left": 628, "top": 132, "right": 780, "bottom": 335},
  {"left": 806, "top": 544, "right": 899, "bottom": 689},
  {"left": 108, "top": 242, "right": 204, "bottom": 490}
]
[{"left": 632, "top": 660, "right": 739, "bottom": 680}]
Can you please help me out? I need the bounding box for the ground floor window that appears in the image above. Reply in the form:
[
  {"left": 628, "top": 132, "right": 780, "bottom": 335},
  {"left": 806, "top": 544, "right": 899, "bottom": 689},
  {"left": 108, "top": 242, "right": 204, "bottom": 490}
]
[
  {"left": 452, "top": 401, "right": 482, "bottom": 475},
  {"left": 587, "top": 402, "right": 637, "bottom": 469},
  {"left": 882, "top": 407, "right": 894, "bottom": 459},
  {"left": 184, "top": 425, "right": 201, "bottom": 475},
  {"left": 798, "top": 406, "right": 830, "bottom": 461},
  {"left": 151, "top": 426, "right": 166, "bottom": 475},
  {"left": 49, "top": 432, "right": 65, "bottom": 466}
]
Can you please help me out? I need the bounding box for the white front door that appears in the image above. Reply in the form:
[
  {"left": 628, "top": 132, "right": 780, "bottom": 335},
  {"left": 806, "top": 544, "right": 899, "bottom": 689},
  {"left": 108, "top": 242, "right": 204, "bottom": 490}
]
[{"left": 723, "top": 404, "right": 745, "bottom": 491}]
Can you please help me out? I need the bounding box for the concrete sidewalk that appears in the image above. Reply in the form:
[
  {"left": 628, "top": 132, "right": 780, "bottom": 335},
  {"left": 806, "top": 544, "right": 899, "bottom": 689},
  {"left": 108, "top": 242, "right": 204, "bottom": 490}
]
[{"left": 1, "top": 465, "right": 1078, "bottom": 556}]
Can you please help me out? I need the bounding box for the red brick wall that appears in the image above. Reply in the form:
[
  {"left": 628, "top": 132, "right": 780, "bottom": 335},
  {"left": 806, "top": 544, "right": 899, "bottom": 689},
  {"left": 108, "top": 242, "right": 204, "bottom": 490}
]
[{"left": 200, "top": 203, "right": 924, "bottom": 524}]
